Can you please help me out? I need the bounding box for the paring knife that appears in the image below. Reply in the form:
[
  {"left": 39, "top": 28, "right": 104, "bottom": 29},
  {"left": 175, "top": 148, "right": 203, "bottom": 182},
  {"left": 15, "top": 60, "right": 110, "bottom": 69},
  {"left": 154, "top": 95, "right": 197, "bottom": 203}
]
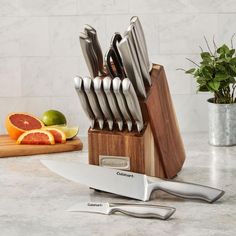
[
  {"left": 74, "top": 76, "right": 95, "bottom": 129},
  {"left": 130, "top": 16, "right": 151, "bottom": 72},
  {"left": 93, "top": 76, "right": 114, "bottom": 130},
  {"left": 118, "top": 36, "right": 146, "bottom": 99},
  {"left": 112, "top": 77, "right": 133, "bottom": 131},
  {"left": 67, "top": 202, "right": 176, "bottom": 220},
  {"left": 103, "top": 76, "right": 124, "bottom": 131},
  {"left": 122, "top": 78, "right": 144, "bottom": 132},
  {"left": 84, "top": 24, "right": 105, "bottom": 75},
  {"left": 41, "top": 160, "right": 225, "bottom": 203},
  {"left": 83, "top": 76, "right": 104, "bottom": 129},
  {"left": 79, "top": 33, "right": 98, "bottom": 77},
  {"left": 126, "top": 24, "right": 151, "bottom": 86}
]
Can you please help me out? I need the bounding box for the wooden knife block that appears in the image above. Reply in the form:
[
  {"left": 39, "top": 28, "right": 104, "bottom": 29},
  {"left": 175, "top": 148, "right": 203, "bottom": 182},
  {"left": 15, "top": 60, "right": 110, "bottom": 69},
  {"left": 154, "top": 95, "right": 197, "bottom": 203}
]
[{"left": 88, "top": 64, "right": 185, "bottom": 179}]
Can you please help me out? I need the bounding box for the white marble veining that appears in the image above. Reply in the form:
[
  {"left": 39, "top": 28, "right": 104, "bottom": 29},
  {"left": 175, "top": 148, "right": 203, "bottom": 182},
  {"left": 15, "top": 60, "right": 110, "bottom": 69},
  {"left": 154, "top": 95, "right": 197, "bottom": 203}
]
[{"left": 0, "top": 133, "right": 235, "bottom": 236}]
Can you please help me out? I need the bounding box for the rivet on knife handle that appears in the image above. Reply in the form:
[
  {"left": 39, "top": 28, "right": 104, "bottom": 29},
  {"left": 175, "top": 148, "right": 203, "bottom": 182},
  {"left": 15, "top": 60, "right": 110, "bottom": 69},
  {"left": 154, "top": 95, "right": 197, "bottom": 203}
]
[
  {"left": 83, "top": 76, "right": 104, "bottom": 129},
  {"left": 122, "top": 78, "right": 144, "bottom": 132}
]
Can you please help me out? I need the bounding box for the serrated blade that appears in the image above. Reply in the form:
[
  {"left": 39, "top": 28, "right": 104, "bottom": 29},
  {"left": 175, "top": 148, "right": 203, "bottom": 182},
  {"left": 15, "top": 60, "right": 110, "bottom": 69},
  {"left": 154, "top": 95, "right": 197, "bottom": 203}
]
[{"left": 41, "top": 160, "right": 146, "bottom": 201}]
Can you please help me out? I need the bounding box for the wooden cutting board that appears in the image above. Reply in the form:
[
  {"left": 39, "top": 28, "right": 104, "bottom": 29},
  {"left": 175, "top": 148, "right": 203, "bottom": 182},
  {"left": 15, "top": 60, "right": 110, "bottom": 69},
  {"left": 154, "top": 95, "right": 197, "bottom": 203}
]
[{"left": 0, "top": 135, "right": 83, "bottom": 158}]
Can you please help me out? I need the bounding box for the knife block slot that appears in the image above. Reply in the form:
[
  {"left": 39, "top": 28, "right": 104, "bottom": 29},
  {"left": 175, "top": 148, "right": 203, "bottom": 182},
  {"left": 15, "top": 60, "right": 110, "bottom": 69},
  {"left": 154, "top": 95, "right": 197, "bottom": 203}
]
[{"left": 88, "top": 64, "right": 185, "bottom": 179}]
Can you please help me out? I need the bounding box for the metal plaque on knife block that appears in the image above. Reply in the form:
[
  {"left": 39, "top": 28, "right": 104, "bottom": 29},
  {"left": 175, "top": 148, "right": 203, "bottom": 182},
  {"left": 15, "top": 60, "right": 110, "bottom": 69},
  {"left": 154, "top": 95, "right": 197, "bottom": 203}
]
[{"left": 88, "top": 64, "right": 186, "bottom": 179}]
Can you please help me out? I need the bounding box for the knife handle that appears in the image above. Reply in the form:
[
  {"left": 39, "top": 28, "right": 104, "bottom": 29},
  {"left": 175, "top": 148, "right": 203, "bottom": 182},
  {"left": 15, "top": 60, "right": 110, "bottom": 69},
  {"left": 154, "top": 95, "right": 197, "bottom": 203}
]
[
  {"left": 146, "top": 177, "right": 225, "bottom": 203},
  {"left": 109, "top": 204, "right": 175, "bottom": 220}
]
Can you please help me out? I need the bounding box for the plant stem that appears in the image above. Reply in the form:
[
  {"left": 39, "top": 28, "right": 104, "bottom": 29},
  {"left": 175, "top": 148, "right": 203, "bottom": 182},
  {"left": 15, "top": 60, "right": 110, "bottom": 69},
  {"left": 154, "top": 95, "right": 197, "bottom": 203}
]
[
  {"left": 204, "top": 36, "right": 214, "bottom": 56},
  {"left": 185, "top": 58, "right": 200, "bottom": 67}
]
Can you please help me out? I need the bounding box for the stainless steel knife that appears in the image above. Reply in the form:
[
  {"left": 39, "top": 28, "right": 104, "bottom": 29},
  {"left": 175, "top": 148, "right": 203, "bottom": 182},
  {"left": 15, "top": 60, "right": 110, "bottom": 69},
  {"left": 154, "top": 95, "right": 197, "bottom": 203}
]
[
  {"left": 79, "top": 32, "right": 98, "bottom": 77},
  {"left": 122, "top": 78, "right": 144, "bottom": 132},
  {"left": 41, "top": 160, "right": 225, "bottom": 203},
  {"left": 67, "top": 202, "right": 176, "bottom": 220},
  {"left": 84, "top": 24, "right": 105, "bottom": 75},
  {"left": 74, "top": 76, "right": 95, "bottom": 129},
  {"left": 112, "top": 77, "right": 133, "bottom": 131},
  {"left": 130, "top": 16, "right": 151, "bottom": 72},
  {"left": 103, "top": 76, "right": 124, "bottom": 131},
  {"left": 83, "top": 76, "right": 104, "bottom": 129},
  {"left": 93, "top": 76, "right": 114, "bottom": 130},
  {"left": 126, "top": 24, "right": 151, "bottom": 86},
  {"left": 118, "top": 36, "right": 146, "bottom": 99}
]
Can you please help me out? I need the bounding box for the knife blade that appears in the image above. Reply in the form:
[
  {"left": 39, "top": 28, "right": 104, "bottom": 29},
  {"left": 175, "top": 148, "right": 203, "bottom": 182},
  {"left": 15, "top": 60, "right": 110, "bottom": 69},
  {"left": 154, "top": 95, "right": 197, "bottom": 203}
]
[
  {"left": 130, "top": 16, "right": 152, "bottom": 72},
  {"left": 125, "top": 24, "right": 151, "bottom": 86},
  {"left": 74, "top": 76, "right": 95, "bottom": 129},
  {"left": 103, "top": 76, "right": 124, "bottom": 131},
  {"left": 67, "top": 202, "right": 176, "bottom": 220},
  {"left": 122, "top": 78, "right": 144, "bottom": 132},
  {"left": 118, "top": 36, "right": 146, "bottom": 99},
  {"left": 84, "top": 24, "right": 105, "bottom": 75},
  {"left": 93, "top": 76, "right": 114, "bottom": 130},
  {"left": 112, "top": 77, "right": 133, "bottom": 131},
  {"left": 41, "top": 160, "right": 225, "bottom": 203},
  {"left": 79, "top": 32, "right": 98, "bottom": 77},
  {"left": 83, "top": 76, "right": 104, "bottom": 129}
]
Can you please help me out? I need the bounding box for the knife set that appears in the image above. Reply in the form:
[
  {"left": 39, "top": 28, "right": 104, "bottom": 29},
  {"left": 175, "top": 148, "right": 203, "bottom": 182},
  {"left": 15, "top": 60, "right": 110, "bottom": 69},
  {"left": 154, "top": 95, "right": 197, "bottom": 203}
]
[{"left": 75, "top": 16, "right": 186, "bottom": 179}]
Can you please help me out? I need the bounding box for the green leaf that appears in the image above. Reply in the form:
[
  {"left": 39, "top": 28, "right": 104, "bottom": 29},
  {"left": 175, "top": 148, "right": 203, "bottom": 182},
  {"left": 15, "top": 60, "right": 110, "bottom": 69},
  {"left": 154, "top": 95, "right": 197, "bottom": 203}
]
[
  {"left": 208, "top": 81, "right": 220, "bottom": 91},
  {"left": 217, "top": 44, "right": 230, "bottom": 55},
  {"left": 198, "top": 85, "right": 209, "bottom": 92},
  {"left": 228, "top": 49, "right": 235, "bottom": 57},
  {"left": 185, "top": 68, "right": 195, "bottom": 74},
  {"left": 230, "top": 57, "right": 236, "bottom": 64},
  {"left": 214, "top": 73, "right": 228, "bottom": 81},
  {"left": 201, "top": 52, "right": 211, "bottom": 60}
]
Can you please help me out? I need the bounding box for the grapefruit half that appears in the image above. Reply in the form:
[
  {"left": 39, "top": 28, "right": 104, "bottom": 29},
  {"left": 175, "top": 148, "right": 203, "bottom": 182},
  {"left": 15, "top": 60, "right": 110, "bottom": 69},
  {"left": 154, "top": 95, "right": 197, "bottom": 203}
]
[
  {"left": 44, "top": 127, "right": 66, "bottom": 144},
  {"left": 6, "top": 113, "right": 44, "bottom": 140},
  {"left": 17, "top": 129, "right": 55, "bottom": 145}
]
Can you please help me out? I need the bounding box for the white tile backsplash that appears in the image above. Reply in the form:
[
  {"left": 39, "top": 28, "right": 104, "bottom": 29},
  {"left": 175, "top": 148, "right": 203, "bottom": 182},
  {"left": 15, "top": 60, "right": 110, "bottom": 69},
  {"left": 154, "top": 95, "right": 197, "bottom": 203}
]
[{"left": 0, "top": 1, "right": 235, "bottom": 135}]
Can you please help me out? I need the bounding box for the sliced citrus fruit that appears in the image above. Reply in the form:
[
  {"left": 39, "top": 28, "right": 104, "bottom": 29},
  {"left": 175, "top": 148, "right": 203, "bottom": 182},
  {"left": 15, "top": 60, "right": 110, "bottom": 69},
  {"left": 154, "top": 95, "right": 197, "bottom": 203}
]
[
  {"left": 16, "top": 129, "right": 55, "bottom": 145},
  {"left": 6, "top": 113, "right": 44, "bottom": 140},
  {"left": 48, "top": 125, "right": 79, "bottom": 139},
  {"left": 42, "top": 110, "right": 67, "bottom": 126},
  {"left": 44, "top": 127, "right": 66, "bottom": 144}
]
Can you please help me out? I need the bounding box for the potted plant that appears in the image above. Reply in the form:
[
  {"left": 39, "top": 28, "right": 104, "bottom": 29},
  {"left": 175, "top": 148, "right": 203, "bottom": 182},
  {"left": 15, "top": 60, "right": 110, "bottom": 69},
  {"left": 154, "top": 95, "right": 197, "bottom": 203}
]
[{"left": 181, "top": 37, "right": 236, "bottom": 146}]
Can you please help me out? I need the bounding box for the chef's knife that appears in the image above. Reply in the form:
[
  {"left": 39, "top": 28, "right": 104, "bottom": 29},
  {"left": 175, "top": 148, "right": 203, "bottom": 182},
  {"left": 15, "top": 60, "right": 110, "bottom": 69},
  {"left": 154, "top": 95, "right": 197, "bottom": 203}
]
[
  {"left": 122, "top": 78, "right": 144, "bottom": 132},
  {"left": 130, "top": 16, "right": 151, "bottom": 72},
  {"left": 126, "top": 24, "right": 151, "bottom": 86},
  {"left": 112, "top": 77, "right": 133, "bottom": 131},
  {"left": 118, "top": 36, "right": 146, "bottom": 99},
  {"left": 84, "top": 24, "right": 105, "bottom": 75},
  {"left": 41, "top": 160, "right": 225, "bottom": 203},
  {"left": 93, "top": 76, "right": 114, "bottom": 130},
  {"left": 83, "top": 76, "right": 104, "bottom": 129},
  {"left": 74, "top": 76, "right": 95, "bottom": 129},
  {"left": 67, "top": 202, "right": 176, "bottom": 220},
  {"left": 103, "top": 76, "right": 124, "bottom": 131},
  {"left": 79, "top": 33, "right": 98, "bottom": 77}
]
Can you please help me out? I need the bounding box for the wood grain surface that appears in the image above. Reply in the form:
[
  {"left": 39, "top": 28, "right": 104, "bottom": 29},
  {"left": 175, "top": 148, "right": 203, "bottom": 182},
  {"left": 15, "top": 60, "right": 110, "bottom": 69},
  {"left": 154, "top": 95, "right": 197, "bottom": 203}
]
[{"left": 0, "top": 135, "right": 83, "bottom": 158}]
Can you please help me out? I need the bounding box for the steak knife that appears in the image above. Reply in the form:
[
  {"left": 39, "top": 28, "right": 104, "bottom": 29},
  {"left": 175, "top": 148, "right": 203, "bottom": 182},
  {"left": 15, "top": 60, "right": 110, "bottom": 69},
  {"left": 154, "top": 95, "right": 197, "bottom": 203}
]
[
  {"left": 118, "top": 36, "right": 146, "bottom": 99},
  {"left": 67, "top": 202, "right": 176, "bottom": 220},
  {"left": 41, "top": 160, "right": 225, "bottom": 203},
  {"left": 93, "top": 76, "right": 114, "bottom": 130},
  {"left": 83, "top": 76, "right": 104, "bottom": 129},
  {"left": 122, "top": 78, "right": 144, "bottom": 132},
  {"left": 112, "top": 77, "right": 133, "bottom": 131},
  {"left": 103, "top": 76, "right": 124, "bottom": 131},
  {"left": 74, "top": 76, "right": 95, "bottom": 129}
]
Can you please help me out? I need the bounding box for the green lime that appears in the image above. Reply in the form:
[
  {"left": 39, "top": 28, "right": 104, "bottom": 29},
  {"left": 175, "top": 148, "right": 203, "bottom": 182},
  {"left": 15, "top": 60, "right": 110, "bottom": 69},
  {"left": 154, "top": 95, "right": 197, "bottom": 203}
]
[
  {"left": 42, "top": 110, "right": 67, "bottom": 126},
  {"left": 49, "top": 125, "right": 79, "bottom": 139}
]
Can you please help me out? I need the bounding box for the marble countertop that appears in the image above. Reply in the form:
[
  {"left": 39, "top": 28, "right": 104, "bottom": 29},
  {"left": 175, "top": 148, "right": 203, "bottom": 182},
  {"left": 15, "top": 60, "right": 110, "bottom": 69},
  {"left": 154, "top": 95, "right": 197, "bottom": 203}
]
[{"left": 0, "top": 133, "right": 235, "bottom": 236}]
